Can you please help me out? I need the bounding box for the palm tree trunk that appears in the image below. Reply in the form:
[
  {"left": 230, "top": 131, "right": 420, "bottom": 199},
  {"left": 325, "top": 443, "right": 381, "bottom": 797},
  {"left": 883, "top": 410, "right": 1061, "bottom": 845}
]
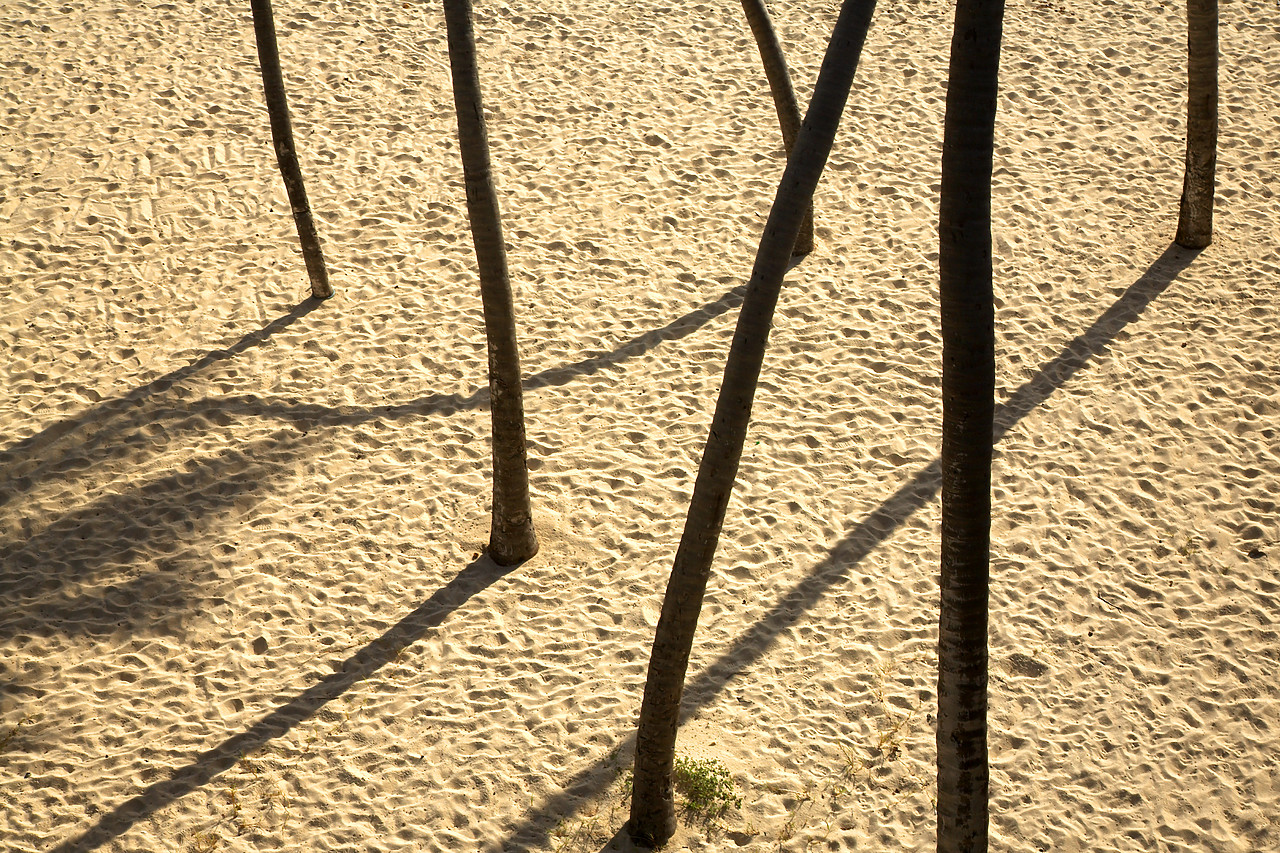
[
  {"left": 936, "top": 0, "right": 1003, "bottom": 850},
  {"left": 249, "top": 0, "right": 332, "bottom": 300},
  {"left": 627, "top": 0, "right": 878, "bottom": 846},
  {"left": 740, "top": 0, "right": 815, "bottom": 256},
  {"left": 442, "top": 0, "right": 539, "bottom": 566},
  {"left": 1174, "top": 0, "right": 1217, "bottom": 249}
]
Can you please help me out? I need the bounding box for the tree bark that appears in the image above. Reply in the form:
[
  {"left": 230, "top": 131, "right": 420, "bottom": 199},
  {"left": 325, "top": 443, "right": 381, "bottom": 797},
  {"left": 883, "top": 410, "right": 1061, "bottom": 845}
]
[
  {"left": 249, "top": 0, "right": 332, "bottom": 300},
  {"left": 936, "top": 0, "right": 1003, "bottom": 851},
  {"left": 442, "top": 0, "right": 539, "bottom": 566},
  {"left": 740, "top": 0, "right": 815, "bottom": 255},
  {"left": 1174, "top": 0, "right": 1217, "bottom": 249},
  {"left": 627, "top": 0, "right": 878, "bottom": 846}
]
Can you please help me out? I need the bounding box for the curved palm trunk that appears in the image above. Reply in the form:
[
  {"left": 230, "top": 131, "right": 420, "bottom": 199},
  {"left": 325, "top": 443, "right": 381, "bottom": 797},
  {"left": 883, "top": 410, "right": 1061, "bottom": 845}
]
[
  {"left": 1174, "top": 0, "right": 1217, "bottom": 249},
  {"left": 936, "top": 0, "right": 1003, "bottom": 851},
  {"left": 740, "top": 0, "right": 815, "bottom": 256},
  {"left": 627, "top": 0, "right": 878, "bottom": 846},
  {"left": 249, "top": 0, "right": 332, "bottom": 300},
  {"left": 442, "top": 0, "right": 538, "bottom": 566}
]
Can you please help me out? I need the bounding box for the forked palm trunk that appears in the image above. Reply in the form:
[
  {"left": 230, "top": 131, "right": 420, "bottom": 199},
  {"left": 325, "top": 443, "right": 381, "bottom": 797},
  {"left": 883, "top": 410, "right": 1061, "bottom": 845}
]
[
  {"left": 1174, "top": 0, "right": 1217, "bottom": 249},
  {"left": 249, "top": 0, "right": 332, "bottom": 299},
  {"left": 442, "top": 0, "right": 539, "bottom": 566},
  {"left": 936, "top": 0, "right": 1003, "bottom": 851},
  {"left": 627, "top": 0, "right": 878, "bottom": 846},
  {"left": 740, "top": 0, "right": 815, "bottom": 255}
]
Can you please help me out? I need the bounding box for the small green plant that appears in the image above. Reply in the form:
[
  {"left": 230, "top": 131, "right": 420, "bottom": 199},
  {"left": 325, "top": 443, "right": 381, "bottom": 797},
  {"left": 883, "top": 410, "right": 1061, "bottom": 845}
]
[
  {"left": 553, "top": 752, "right": 741, "bottom": 849},
  {"left": 672, "top": 755, "right": 742, "bottom": 820}
]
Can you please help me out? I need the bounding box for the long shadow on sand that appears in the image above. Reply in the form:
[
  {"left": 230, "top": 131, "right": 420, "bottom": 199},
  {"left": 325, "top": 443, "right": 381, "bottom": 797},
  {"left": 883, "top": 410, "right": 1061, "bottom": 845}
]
[
  {"left": 493, "top": 242, "right": 1200, "bottom": 850},
  {"left": 1, "top": 282, "right": 749, "bottom": 504},
  {"left": 51, "top": 243, "right": 1198, "bottom": 851},
  {"left": 47, "top": 555, "right": 513, "bottom": 853},
  {"left": 0, "top": 297, "right": 325, "bottom": 489},
  {"left": 0, "top": 439, "right": 292, "bottom": 639},
  {"left": 0, "top": 299, "right": 329, "bottom": 647},
  {"left": 0, "top": 280, "right": 747, "bottom": 643},
  {"left": 0, "top": 277, "right": 750, "bottom": 808}
]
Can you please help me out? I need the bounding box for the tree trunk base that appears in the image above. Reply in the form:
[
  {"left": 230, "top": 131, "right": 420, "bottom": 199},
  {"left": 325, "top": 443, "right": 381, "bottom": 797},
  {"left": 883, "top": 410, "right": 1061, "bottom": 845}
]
[
  {"left": 626, "top": 809, "right": 675, "bottom": 850},
  {"left": 487, "top": 518, "right": 539, "bottom": 566}
]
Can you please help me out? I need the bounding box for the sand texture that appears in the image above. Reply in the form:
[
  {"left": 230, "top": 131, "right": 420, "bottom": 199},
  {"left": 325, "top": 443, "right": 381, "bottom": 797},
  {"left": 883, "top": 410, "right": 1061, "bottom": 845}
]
[{"left": 3, "top": 0, "right": 1279, "bottom": 850}]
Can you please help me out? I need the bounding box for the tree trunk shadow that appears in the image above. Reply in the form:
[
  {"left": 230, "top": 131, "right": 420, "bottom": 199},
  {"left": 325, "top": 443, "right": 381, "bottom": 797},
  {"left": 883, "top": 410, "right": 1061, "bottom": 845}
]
[
  {"left": 24, "top": 242, "right": 1200, "bottom": 852},
  {"left": 0, "top": 297, "right": 324, "bottom": 507},
  {"left": 489, "top": 242, "right": 1201, "bottom": 851},
  {"left": 2, "top": 281, "right": 752, "bottom": 509},
  {"left": 47, "top": 553, "right": 516, "bottom": 853}
]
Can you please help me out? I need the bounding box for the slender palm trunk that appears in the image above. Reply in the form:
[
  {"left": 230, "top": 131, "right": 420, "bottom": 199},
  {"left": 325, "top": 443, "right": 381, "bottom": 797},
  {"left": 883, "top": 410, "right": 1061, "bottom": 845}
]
[
  {"left": 442, "top": 0, "right": 538, "bottom": 566},
  {"left": 627, "top": 0, "right": 877, "bottom": 846},
  {"left": 249, "top": 0, "right": 332, "bottom": 300},
  {"left": 1175, "top": 0, "right": 1217, "bottom": 249},
  {"left": 740, "top": 0, "right": 814, "bottom": 255},
  {"left": 936, "top": 0, "right": 1003, "bottom": 851}
]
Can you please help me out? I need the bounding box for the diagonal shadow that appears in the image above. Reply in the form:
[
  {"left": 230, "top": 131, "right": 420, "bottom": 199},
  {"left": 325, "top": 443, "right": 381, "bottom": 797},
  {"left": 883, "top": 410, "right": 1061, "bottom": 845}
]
[
  {"left": 527, "top": 283, "right": 748, "bottom": 391},
  {"left": 2, "top": 280, "right": 751, "bottom": 713},
  {"left": 0, "top": 298, "right": 324, "bottom": 471},
  {"left": 43, "top": 243, "right": 1195, "bottom": 852},
  {"left": 490, "top": 242, "right": 1200, "bottom": 850},
  {"left": 167, "top": 282, "right": 751, "bottom": 425},
  {"left": 989, "top": 244, "right": 1196, "bottom": 440},
  {"left": 1, "top": 284, "right": 748, "bottom": 509},
  {"left": 0, "top": 431, "right": 315, "bottom": 739},
  {"left": 161, "top": 281, "right": 750, "bottom": 427},
  {"left": 48, "top": 554, "right": 513, "bottom": 853},
  {"left": 688, "top": 242, "right": 1199, "bottom": 707},
  {"left": 0, "top": 433, "right": 302, "bottom": 641}
]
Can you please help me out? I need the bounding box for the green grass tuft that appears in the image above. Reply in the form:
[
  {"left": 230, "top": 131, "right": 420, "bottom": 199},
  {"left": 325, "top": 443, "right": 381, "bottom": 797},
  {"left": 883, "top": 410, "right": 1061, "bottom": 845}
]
[{"left": 672, "top": 755, "right": 742, "bottom": 819}]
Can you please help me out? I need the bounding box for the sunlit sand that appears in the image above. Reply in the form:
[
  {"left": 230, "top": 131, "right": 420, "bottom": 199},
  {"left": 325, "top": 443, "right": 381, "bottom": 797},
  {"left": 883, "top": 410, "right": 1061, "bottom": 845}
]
[{"left": 2, "top": 1, "right": 1278, "bottom": 850}]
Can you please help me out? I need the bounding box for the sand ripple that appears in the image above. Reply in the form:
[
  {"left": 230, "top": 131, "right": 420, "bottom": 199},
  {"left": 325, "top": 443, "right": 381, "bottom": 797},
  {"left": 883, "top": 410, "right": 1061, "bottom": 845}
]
[{"left": 3, "top": 0, "right": 1279, "bottom": 850}]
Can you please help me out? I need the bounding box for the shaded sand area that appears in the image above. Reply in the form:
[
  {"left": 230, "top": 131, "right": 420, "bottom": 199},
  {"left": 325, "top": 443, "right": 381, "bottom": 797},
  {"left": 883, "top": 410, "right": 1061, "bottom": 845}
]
[{"left": 3, "top": 0, "right": 1279, "bottom": 850}]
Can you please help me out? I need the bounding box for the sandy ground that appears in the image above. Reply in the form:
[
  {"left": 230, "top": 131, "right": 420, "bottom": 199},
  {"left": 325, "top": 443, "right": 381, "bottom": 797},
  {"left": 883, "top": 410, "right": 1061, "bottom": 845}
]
[{"left": 2, "top": 0, "right": 1279, "bottom": 850}]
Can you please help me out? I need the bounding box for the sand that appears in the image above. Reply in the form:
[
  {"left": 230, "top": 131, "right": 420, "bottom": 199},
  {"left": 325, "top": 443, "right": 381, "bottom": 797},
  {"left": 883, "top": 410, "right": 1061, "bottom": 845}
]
[{"left": 2, "top": 0, "right": 1278, "bottom": 850}]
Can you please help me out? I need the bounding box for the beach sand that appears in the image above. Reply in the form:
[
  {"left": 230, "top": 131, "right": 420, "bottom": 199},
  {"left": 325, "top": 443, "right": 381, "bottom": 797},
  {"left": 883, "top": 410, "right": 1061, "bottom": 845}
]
[{"left": 2, "top": 0, "right": 1278, "bottom": 850}]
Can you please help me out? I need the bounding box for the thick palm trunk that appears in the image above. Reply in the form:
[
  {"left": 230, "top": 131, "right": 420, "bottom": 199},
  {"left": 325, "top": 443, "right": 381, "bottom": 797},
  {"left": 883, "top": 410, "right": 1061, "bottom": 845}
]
[
  {"left": 740, "top": 0, "right": 814, "bottom": 255},
  {"left": 442, "top": 0, "right": 538, "bottom": 566},
  {"left": 627, "top": 0, "right": 877, "bottom": 846},
  {"left": 1174, "top": 0, "right": 1217, "bottom": 249},
  {"left": 249, "top": 0, "right": 332, "bottom": 300},
  {"left": 936, "top": 0, "right": 1003, "bottom": 851}
]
